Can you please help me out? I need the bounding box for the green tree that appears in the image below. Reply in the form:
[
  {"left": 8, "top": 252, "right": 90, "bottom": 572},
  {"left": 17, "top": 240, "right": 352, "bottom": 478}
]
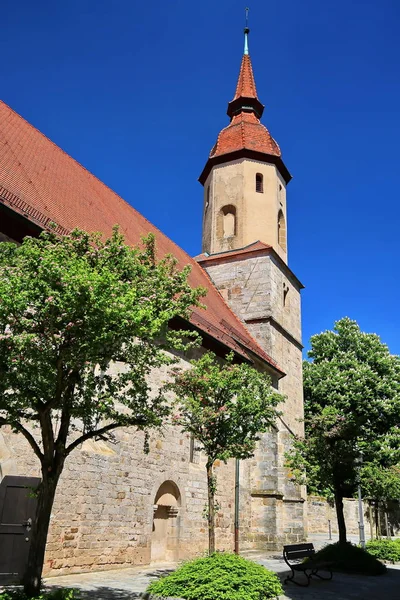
[
  {"left": 360, "top": 463, "right": 400, "bottom": 504},
  {"left": 0, "top": 228, "right": 204, "bottom": 597},
  {"left": 287, "top": 318, "right": 400, "bottom": 543},
  {"left": 360, "top": 462, "right": 400, "bottom": 538},
  {"left": 168, "top": 352, "right": 282, "bottom": 554}
]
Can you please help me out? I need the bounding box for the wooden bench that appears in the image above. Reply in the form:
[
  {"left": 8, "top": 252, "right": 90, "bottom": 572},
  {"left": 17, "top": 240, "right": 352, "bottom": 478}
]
[{"left": 283, "top": 543, "right": 333, "bottom": 587}]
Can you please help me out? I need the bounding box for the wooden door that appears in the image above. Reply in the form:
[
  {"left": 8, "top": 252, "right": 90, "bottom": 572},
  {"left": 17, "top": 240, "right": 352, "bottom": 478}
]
[{"left": 0, "top": 476, "right": 40, "bottom": 584}]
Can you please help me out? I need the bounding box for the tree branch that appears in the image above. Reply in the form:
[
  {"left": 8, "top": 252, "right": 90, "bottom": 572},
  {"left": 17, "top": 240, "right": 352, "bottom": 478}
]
[
  {"left": 65, "top": 422, "right": 123, "bottom": 456},
  {"left": 0, "top": 417, "right": 43, "bottom": 462}
]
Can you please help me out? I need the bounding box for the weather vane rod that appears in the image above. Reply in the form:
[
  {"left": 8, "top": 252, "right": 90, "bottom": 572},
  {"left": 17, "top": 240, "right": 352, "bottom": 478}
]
[{"left": 244, "top": 7, "right": 250, "bottom": 55}]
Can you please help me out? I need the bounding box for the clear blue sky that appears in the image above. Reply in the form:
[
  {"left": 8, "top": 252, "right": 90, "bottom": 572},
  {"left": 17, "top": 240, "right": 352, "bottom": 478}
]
[{"left": 2, "top": 0, "right": 400, "bottom": 355}]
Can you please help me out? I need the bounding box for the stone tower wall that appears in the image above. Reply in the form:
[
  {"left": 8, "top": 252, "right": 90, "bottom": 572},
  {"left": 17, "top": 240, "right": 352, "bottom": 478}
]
[
  {"left": 202, "top": 158, "right": 287, "bottom": 263},
  {"left": 202, "top": 253, "right": 306, "bottom": 547}
]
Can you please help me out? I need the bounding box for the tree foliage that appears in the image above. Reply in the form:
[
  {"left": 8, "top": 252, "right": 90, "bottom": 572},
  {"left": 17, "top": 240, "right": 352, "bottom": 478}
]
[
  {"left": 287, "top": 317, "right": 400, "bottom": 542},
  {"left": 0, "top": 227, "right": 205, "bottom": 596},
  {"left": 360, "top": 463, "right": 400, "bottom": 503},
  {"left": 168, "top": 352, "right": 282, "bottom": 553}
]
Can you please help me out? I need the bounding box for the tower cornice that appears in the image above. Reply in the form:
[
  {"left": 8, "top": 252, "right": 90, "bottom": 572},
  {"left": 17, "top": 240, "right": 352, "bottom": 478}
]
[{"left": 199, "top": 148, "right": 292, "bottom": 186}]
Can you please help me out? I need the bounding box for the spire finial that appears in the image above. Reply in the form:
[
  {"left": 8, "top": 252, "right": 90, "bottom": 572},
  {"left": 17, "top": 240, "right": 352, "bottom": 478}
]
[{"left": 244, "top": 7, "right": 250, "bottom": 55}]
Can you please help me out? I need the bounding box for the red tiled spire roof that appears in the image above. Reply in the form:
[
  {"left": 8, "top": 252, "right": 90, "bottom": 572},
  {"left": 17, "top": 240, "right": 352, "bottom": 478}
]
[
  {"left": 199, "top": 39, "right": 291, "bottom": 185},
  {"left": 0, "top": 100, "right": 284, "bottom": 376},
  {"left": 233, "top": 54, "right": 258, "bottom": 100},
  {"left": 210, "top": 111, "right": 281, "bottom": 159}
]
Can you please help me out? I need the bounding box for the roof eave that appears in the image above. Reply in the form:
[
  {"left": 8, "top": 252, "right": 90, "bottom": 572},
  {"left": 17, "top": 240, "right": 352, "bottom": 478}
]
[
  {"left": 199, "top": 148, "right": 292, "bottom": 186},
  {"left": 197, "top": 244, "right": 305, "bottom": 290}
]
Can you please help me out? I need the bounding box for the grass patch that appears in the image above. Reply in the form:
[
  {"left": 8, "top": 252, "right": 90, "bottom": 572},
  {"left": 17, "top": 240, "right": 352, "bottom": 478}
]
[
  {"left": 365, "top": 538, "right": 400, "bottom": 562},
  {"left": 147, "top": 552, "right": 283, "bottom": 600},
  {"left": 307, "top": 542, "right": 387, "bottom": 575}
]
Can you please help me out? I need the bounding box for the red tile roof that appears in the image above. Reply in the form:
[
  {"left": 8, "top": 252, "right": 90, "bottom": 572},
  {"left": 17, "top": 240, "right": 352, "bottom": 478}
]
[
  {"left": 199, "top": 51, "right": 290, "bottom": 185},
  {"left": 196, "top": 241, "right": 272, "bottom": 263},
  {"left": 210, "top": 111, "right": 281, "bottom": 159},
  {"left": 233, "top": 54, "right": 258, "bottom": 100},
  {"left": 0, "top": 100, "right": 284, "bottom": 375}
]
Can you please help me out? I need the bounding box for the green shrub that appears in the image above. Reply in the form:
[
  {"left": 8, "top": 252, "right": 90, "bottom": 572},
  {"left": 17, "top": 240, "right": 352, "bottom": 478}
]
[
  {"left": 0, "top": 589, "right": 78, "bottom": 600},
  {"left": 147, "top": 552, "right": 283, "bottom": 600},
  {"left": 306, "top": 542, "right": 386, "bottom": 575},
  {"left": 365, "top": 539, "right": 400, "bottom": 562}
]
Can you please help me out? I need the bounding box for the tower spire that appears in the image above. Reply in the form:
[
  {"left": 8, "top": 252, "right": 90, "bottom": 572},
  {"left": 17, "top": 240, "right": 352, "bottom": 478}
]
[{"left": 244, "top": 7, "right": 250, "bottom": 55}]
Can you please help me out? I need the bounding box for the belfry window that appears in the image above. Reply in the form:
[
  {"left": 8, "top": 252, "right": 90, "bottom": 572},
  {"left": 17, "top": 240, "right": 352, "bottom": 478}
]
[
  {"left": 205, "top": 185, "right": 210, "bottom": 211},
  {"left": 256, "top": 173, "right": 263, "bottom": 193},
  {"left": 278, "top": 210, "right": 286, "bottom": 251},
  {"left": 221, "top": 205, "right": 236, "bottom": 238}
]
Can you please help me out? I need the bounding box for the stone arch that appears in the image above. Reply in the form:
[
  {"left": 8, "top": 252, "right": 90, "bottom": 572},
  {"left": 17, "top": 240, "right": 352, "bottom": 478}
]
[
  {"left": 150, "top": 478, "right": 183, "bottom": 563},
  {"left": 278, "top": 210, "right": 287, "bottom": 251},
  {"left": 154, "top": 480, "right": 181, "bottom": 507}
]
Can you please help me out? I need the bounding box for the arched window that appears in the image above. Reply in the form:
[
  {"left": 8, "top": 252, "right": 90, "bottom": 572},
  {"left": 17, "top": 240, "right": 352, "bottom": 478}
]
[
  {"left": 256, "top": 173, "right": 263, "bottom": 193},
  {"left": 278, "top": 210, "right": 287, "bottom": 251},
  {"left": 205, "top": 185, "right": 210, "bottom": 211},
  {"left": 221, "top": 205, "right": 236, "bottom": 238}
]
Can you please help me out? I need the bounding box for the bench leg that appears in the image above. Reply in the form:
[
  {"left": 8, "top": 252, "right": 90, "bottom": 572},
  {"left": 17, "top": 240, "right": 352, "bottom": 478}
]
[
  {"left": 284, "top": 568, "right": 312, "bottom": 587},
  {"left": 312, "top": 568, "right": 333, "bottom": 581}
]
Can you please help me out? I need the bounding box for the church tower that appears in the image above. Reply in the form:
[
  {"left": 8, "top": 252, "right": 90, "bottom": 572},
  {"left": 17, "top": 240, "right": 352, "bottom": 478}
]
[
  {"left": 199, "top": 26, "right": 291, "bottom": 265},
  {"left": 197, "top": 24, "right": 306, "bottom": 549}
]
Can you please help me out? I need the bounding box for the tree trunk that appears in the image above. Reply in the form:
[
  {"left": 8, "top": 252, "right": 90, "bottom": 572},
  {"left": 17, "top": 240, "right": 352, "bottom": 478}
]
[
  {"left": 334, "top": 485, "right": 347, "bottom": 544},
  {"left": 369, "top": 503, "right": 374, "bottom": 540},
  {"left": 23, "top": 472, "right": 60, "bottom": 597},
  {"left": 376, "top": 502, "right": 381, "bottom": 539},
  {"left": 206, "top": 460, "right": 215, "bottom": 554}
]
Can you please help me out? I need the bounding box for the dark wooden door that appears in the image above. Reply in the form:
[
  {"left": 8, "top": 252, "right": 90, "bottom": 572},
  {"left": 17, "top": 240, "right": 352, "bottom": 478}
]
[{"left": 0, "top": 476, "right": 40, "bottom": 584}]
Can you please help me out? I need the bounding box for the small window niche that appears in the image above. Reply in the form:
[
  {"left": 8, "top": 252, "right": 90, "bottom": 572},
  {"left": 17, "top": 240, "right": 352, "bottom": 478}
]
[
  {"left": 205, "top": 185, "right": 210, "bottom": 212},
  {"left": 283, "top": 282, "right": 289, "bottom": 307},
  {"left": 189, "top": 434, "right": 200, "bottom": 464},
  {"left": 256, "top": 173, "right": 263, "bottom": 193},
  {"left": 220, "top": 205, "right": 237, "bottom": 238},
  {"left": 278, "top": 210, "right": 287, "bottom": 251}
]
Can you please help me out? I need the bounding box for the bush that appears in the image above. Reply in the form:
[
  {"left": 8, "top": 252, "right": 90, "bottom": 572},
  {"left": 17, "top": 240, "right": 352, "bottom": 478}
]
[
  {"left": 147, "top": 552, "right": 283, "bottom": 600},
  {"left": 365, "top": 539, "right": 400, "bottom": 562},
  {"left": 306, "top": 542, "right": 386, "bottom": 575},
  {"left": 0, "top": 589, "right": 78, "bottom": 600}
]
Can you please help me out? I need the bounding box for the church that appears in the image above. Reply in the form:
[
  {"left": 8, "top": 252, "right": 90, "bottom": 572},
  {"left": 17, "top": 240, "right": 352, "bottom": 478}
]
[{"left": 0, "top": 27, "right": 305, "bottom": 577}]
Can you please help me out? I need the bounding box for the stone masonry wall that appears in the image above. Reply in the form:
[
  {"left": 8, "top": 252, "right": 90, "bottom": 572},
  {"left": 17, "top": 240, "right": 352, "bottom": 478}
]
[
  {"left": 0, "top": 348, "right": 277, "bottom": 576},
  {"left": 307, "top": 495, "right": 400, "bottom": 537},
  {"left": 203, "top": 252, "right": 306, "bottom": 548}
]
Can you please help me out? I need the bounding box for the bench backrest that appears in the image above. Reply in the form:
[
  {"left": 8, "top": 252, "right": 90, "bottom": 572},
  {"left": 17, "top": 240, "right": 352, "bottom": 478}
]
[{"left": 283, "top": 543, "right": 315, "bottom": 562}]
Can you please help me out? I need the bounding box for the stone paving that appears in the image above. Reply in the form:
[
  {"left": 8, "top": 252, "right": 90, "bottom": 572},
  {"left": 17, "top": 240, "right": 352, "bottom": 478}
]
[{"left": 43, "top": 554, "right": 400, "bottom": 600}]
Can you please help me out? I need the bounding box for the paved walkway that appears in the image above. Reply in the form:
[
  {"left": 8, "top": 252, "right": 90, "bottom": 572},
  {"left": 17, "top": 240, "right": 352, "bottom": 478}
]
[{"left": 44, "top": 554, "right": 400, "bottom": 600}]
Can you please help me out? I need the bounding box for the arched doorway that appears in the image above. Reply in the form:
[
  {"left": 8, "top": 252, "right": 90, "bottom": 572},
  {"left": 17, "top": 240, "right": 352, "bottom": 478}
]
[{"left": 151, "top": 480, "right": 181, "bottom": 563}]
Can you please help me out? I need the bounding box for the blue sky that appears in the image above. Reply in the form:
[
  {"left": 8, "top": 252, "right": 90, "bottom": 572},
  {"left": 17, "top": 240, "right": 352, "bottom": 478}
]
[{"left": 2, "top": 0, "right": 400, "bottom": 355}]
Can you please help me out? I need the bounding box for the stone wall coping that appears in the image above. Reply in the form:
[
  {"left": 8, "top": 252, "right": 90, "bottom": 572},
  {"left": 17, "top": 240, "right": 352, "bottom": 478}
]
[
  {"left": 283, "top": 497, "right": 305, "bottom": 503},
  {"left": 251, "top": 489, "right": 284, "bottom": 499}
]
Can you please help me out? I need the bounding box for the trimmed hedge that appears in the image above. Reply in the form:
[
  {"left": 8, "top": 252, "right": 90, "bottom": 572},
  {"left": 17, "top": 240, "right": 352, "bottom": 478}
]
[
  {"left": 147, "top": 552, "right": 283, "bottom": 600},
  {"left": 366, "top": 539, "right": 400, "bottom": 562},
  {"left": 0, "top": 590, "right": 78, "bottom": 600},
  {"left": 307, "top": 542, "right": 387, "bottom": 575}
]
